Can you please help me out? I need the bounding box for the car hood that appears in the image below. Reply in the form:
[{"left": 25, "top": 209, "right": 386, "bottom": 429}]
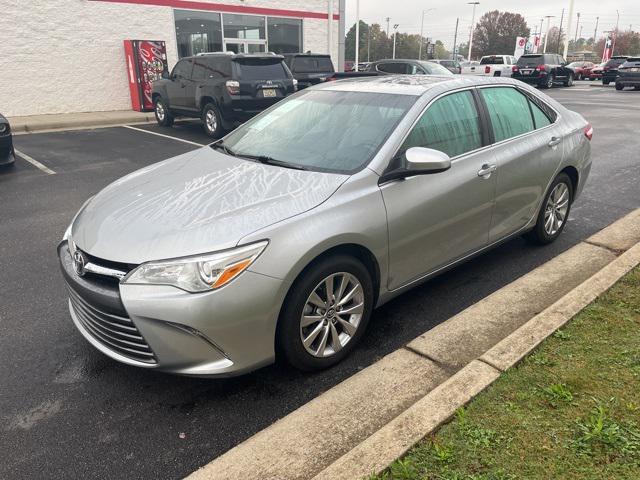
[{"left": 72, "top": 147, "right": 348, "bottom": 264}]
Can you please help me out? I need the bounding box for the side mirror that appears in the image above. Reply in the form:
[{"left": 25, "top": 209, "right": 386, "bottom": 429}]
[{"left": 405, "top": 147, "right": 451, "bottom": 174}]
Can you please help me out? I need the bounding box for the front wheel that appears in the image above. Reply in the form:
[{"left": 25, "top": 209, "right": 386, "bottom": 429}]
[
  {"left": 603, "top": 80, "right": 610, "bottom": 85},
  {"left": 564, "top": 73, "right": 574, "bottom": 87},
  {"left": 542, "top": 73, "right": 555, "bottom": 89},
  {"left": 524, "top": 173, "right": 573, "bottom": 245},
  {"left": 277, "top": 255, "right": 374, "bottom": 371},
  {"left": 154, "top": 97, "right": 174, "bottom": 127},
  {"left": 201, "top": 103, "right": 224, "bottom": 138},
  {"left": 615, "top": 82, "right": 624, "bottom": 91}
]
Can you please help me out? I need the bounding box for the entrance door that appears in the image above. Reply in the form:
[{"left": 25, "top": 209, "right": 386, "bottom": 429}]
[{"left": 224, "top": 40, "right": 266, "bottom": 54}]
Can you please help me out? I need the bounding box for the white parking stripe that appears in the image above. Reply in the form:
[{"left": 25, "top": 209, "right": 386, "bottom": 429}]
[
  {"left": 123, "top": 125, "right": 206, "bottom": 147},
  {"left": 14, "top": 149, "right": 56, "bottom": 175}
]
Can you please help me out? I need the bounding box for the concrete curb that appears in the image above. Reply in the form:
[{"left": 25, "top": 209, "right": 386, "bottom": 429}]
[
  {"left": 186, "top": 208, "right": 640, "bottom": 480},
  {"left": 8, "top": 110, "right": 155, "bottom": 134}
]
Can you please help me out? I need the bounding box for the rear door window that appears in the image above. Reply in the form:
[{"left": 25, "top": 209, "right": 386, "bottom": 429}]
[
  {"left": 292, "top": 57, "right": 334, "bottom": 73},
  {"left": 376, "top": 62, "right": 408, "bottom": 74},
  {"left": 480, "top": 87, "right": 535, "bottom": 142},
  {"left": 172, "top": 59, "right": 193, "bottom": 79},
  {"left": 234, "top": 59, "right": 288, "bottom": 80},
  {"left": 399, "top": 90, "right": 482, "bottom": 158}
]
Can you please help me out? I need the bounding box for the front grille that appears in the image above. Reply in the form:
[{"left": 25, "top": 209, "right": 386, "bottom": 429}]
[{"left": 68, "top": 287, "right": 156, "bottom": 364}]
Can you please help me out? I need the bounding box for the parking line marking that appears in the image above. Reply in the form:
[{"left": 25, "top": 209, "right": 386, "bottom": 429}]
[
  {"left": 14, "top": 149, "right": 56, "bottom": 175},
  {"left": 123, "top": 125, "right": 206, "bottom": 147}
]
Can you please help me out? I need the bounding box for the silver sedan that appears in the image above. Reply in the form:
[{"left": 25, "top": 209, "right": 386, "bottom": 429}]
[{"left": 58, "top": 75, "right": 592, "bottom": 376}]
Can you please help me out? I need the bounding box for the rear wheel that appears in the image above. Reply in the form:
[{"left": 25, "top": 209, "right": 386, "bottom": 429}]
[
  {"left": 277, "top": 255, "right": 374, "bottom": 371},
  {"left": 524, "top": 173, "right": 573, "bottom": 245},
  {"left": 543, "top": 73, "right": 555, "bottom": 89},
  {"left": 201, "top": 103, "right": 224, "bottom": 138},
  {"left": 603, "top": 79, "right": 610, "bottom": 85},
  {"left": 154, "top": 97, "right": 174, "bottom": 127},
  {"left": 564, "top": 73, "right": 574, "bottom": 87},
  {"left": 616, "top": 82, "right": 624, "bottom": 91}
]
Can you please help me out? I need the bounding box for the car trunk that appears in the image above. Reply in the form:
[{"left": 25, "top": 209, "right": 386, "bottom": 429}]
[{"left": 232, "top": 58, "right": 290, "bottom": 100}]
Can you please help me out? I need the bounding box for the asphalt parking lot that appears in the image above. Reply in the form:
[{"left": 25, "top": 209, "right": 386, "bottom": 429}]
[{"left": 1, "top": 82, "right": 640, "bottom": 480}]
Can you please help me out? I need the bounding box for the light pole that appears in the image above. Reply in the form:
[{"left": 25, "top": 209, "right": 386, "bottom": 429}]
[
  {"left": 593, "top": 16, "right": 599, "bottom": 44},
  {"left": 392, "top": 24, "right": 399, "bottom": 59},
  {"left": 467, "top": 2, "right": 480, "bottom": 62},
  {"left": 562, "top": 0, "right": 575, "bottom": 59},
  {"left": 452, "top": 18, "right": 459, "bottom": 59},
  {"left": 574, "top": 12, "right": 581, "bottom": 42},
  {"left": 419, "top": 8, "right": 436, "bottom": 60},
  {"left": 354, "top": 0, "right": 360, "bottom": 71},
  {"left": 543, "top": 15, "right": 554, "bottom": 53},
  {"left": 612, "top": 10, "right": 620, "bottom": 56}
]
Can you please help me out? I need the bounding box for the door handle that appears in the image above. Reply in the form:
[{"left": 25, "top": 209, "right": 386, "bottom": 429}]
[
  {"left": 477, "top": 163, "right": 497, "bottom": 178},
  {"left": 548, "top": 136, "right": 562, "bottom": 148}
]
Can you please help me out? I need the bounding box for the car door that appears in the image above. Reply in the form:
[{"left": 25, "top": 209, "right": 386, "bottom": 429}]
[
  {"left": 166, "top": 59, "right": 193, "bottom": 111},
  {"left": 478, "top": 86, "right": 565, "bottom": 242},
  {"left": 380, "top": 89, "right": 496, "bottom": 290}
]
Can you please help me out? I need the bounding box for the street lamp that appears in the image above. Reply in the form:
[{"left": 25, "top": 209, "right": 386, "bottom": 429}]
[
  {"left": 612, "top": 9, "right": 620, "bottom": 56},
  {"left": 543, "top": 15, "right": 555, "bottom": 53},
  {"left": 419, "top": 8, "right": 436, "bottom": 60},
  {"left": 392, "top": 24, "right": 399, "bottom": 59},
  {"left": 467, "top": 2, "right": 480, "bottom": 62}
]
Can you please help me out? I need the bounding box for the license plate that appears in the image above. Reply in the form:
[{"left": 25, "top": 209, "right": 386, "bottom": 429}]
[
  {"left": 262, "top": 89, "right": 277, "bottom": 97},
  {"left": 521, "top": 69, "right": 533, "bottom": 75},
  {"left": 629, "top": 67, "right": 640, "bottom": 72}
]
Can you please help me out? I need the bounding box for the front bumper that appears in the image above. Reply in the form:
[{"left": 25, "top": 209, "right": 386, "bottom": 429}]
[
  {"left": 513, "top": 73, "right": 547, "bottom": 85},
  {"left": 58, "top": 241, "right": 288, "bottom": 376},
  {"left": 616, "top": 75, "right": 640, "bottom": 87}
]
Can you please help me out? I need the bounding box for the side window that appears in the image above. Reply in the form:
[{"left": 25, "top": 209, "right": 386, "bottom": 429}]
[
  {"left": 399, "top": 90, "right": 483, "bottom": 159},
  {"left": 377, "top": 63, "right": 406, "bottom": 74},
  {"left": 480, "top": 87, "right": 534, "bottom": 142},
  {"left": 409, "top": 64, "right": 426, "bottom": 74},
  {"left": 172, "top": 59, "right": 192, "bottom": 79},
  {"left": 529, "top": 100, "right": 551, "bottom": 129},
  {"left": 192, "top": 60, "right": 208, "bottom": 80}
]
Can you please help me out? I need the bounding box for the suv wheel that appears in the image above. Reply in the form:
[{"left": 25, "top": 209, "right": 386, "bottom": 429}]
[
  {"left": 603, "top": 79, "right": 610, "bottom": 85},
  {"left": 277, "top": 255, "right": 374, "bottom": 371},
  {"left": 615, "top": 82, "right": 624, "bottom": 91},
  {"left": 202, "top": 103, "right": 223, "bottom": 138},
  {"left": 564, "top": 73, "right": 574, "bottom": 87},
  {"left": 543, "top": 73, "right": 555, "bottom": 89},
  {"left": 524, "top": 173, "right": 573, "bottom": 245},
  {"left": 154, "top": 97, "right": 174, "bottom": 127}
]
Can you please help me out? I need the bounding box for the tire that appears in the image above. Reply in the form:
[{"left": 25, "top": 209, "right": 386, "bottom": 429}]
[
  {"left": 603, "top": 80, "right": 610, "bottom": 85},
  {"left": 277, "top": 255, "right": 374, "bottom": 371},
  {"left": 154, "top": 97, "right": 174, "bottom": 127},
  {"left": 201, "top": 102, "right": 224, "bottom": 138},
  {"left": 634, "top": 86, "right": 640, "bottom": 91},
  {"left": 576, "top": 73, "right": 582, "bottom": 81},
  {"left": 615, "top": 82, "right": 624, "bottom": 91},
  {"left": 563, "top": 73, "right": 574, "bottom": 87},
  {"left": 524, "top": 173, "right": 573, "bottom": 245},
  {"left": 543, "top": 73, "right": 555, "bottom": 89}
]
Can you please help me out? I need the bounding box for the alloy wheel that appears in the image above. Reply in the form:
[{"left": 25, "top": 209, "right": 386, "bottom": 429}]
[
  {"left": 544, "top": 182, "right": 569, "bottom": 236},
  {"left": 155, "top": 101, "right": 165, "bottom": 121},
  {"left": 547, "top": 74, "right": 554, "bottom": 88},
  {"left": 205, "top": 109, "right": 218, "bottom": 133},
  {"left": 299, "top": 272, "right": 364, "bottom": 358}
]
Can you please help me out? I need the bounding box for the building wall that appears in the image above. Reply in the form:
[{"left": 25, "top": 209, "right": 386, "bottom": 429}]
[{"left": 0, "top": 0, "right": 338, "bottom": 117}]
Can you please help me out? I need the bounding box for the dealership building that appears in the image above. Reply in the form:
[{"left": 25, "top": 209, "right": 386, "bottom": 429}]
[{"left": 1, "top": 0, "right": 341, "bottom": 117}]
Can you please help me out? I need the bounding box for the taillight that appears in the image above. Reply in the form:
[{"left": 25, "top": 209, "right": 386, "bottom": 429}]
[
  {"left": 584, "top": 124, "right": 593, "bottom": 141},
  {"left": 485, "top": 65, "right": 491, "bottom": 74},
  {"left": 603, "top": 66, "right": 610, "bottom": 71},
  {"left": 512, "top": 66, "right": 519, "bottom": 73},
  {"left": 535, "top": 64, "right": 546, "bottom": 72},
  {"left": 292, "top": 78, "right": 298, "bottom": 91},
  {"left": 225, "top": 80, "right": 240, "bottom": 95}
]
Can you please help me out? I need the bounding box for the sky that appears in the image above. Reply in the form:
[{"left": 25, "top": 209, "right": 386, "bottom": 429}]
[{"left": 345, "top": 1, "right": 639, "bottom": 49}]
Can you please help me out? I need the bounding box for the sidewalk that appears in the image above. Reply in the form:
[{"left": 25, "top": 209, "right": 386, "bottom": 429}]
[{"left": 8, "top": 110, "right": 155, "bottom": 133}]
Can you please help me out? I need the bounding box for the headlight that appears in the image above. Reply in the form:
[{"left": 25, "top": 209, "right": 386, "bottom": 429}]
[
  {"left": 124, "top": 241, "right": 268, "bottom": 293},
  {"left": 0, "top": 123, "right": 7, "bottom": 134}
]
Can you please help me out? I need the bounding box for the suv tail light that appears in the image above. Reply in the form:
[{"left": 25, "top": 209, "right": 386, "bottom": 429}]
[
  {"left": 535, "top": 64, "right": 546, "bottom": 72},
  {"left": 225, "top": 80, "right": 240, "bottom": 95},
  {"left": 485, "top": 65, "right": 491, "bottom": 74},
  {"left": 512, "top": 66, "right": 519, "bottom": 73},
  {"left": 584, "top": 124, "right": 593, "bottom": 141}
]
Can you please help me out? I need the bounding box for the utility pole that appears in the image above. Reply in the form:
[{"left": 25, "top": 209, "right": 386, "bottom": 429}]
[
  {"left": 367, "top": 24, "right": 371, "bottom": 62},
  {"left": 575, "top": 12, "right": 580, "bottom": 42},
  {"left": 467, "top": 2, "right": 480, "bottom": 62},
  {"left": 563, "top": 0, "right": 575, "bottom": 59},
  {"left": 385, "top": 17, "right": 391, "bottom": 57},
  {"left": 419, "top": 9, "right": 435, "bottom": 60},
  {"left": 392, "top": 24, "right": 399, "bottom": 59},
  {"left": 452, "top": 18, "right": 459, "bottom": 59},
  {"left": 557, "top": 9, "right": 564, "bottom": 54},
  {"left": 327, "top": 0, "right": 333, "bottom": 59},
  {"left": 543, "top": 16, "right": 554, "bottom": 53},
  {"left": 612, "top": 10, "right": 620, "bottom": 56},
  {"left": 338, "top": 0, "right": 345, "bottom": 71},
  {"left": 593, "top": 16, "right": 599, "bottom": 43},
  {"left": 354, "top": 0, "right": 359, "bottom": 71}
]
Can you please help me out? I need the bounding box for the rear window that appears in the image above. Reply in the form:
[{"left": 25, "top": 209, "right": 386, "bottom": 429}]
[
  {"left": 233, "top": 59, "right": 288, "bottom": 80},
  {"left": 480, "top": 56, "right": 506, "bottom": 65},
  {"left": 606, "top": 58, "right": 627, "bottom": 67},
  {"left": 292, "top": 56, "right": 334, "bottom": 73},
  {"left": 517, "top": 55, "right": 544, "bottom": 67}
]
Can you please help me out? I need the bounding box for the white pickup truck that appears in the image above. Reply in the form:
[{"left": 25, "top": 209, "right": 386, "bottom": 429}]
[{"left": 473, "top": 55, "right": 517, "bottom": 77}]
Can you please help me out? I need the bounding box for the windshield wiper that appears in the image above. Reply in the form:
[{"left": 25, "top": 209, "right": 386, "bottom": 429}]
[
  {"left": 237, "top": 154, "right": 310, "bottom": 171},
  {"left": 210, "top": 141, "right": 236, "bottom": 157}
]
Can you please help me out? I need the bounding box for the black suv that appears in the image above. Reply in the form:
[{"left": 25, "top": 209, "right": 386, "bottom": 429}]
[
  {"left": 603, "top": 56, "right": 629, "bottom": 85},
  {"left": 0, "top": 113, "right": 15, "bottom": 168},
  {"left": 615, "top": 57, "right": 640, "bottom": 91},
  {"left": 368, "top": 59, "right": 453, "bottom": 76},
  {"left": 152, "top": 53, "right": 297, "bottom": 137},
  {"left": 283, "top": 53, "right": 335, "bottom": 89},
  {"left": 512, "top": 53, "right": 575, "bottom": 88}
]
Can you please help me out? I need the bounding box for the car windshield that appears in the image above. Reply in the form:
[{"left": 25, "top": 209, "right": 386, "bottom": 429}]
[
  {"left": 217, "top": 90, "right": 416, "bottom": 174},
  {"left": 517, "top": 55, "right": 544, "bottom": 67},
  {"left": 420, "top": 61, "right": 453, "bottom": 75},
  {"left": 233, "top": 58, "right": 288, "bottom": 80},
  {"left": 293, "top": 57, "right": 334, "bottom": 73},
  {"left": 480, "top": 57, "right": 505, "bottom": 65},
  {"left": 567, "top": 62, "right": 582, "bottom": 68}
]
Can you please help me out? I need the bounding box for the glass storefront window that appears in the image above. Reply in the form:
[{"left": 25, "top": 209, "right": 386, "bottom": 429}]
[
  {"left": 267, "top": 17, "right": 302, "bottom": 54},
  {"left": 222, "top": 14, "right": 266, "bottom": 40},
  {"left": 175, "top": 10, "right": 222, "bottom": 57}
]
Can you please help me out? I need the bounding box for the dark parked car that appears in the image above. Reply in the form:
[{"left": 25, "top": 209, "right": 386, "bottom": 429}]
[
  {"left": 429, "top": 59, "right": 462, "bottom": 74},
  {"left": 615, "top": 57, "right": 640, "bottom": 90},
  {"left": 602, "top": 56, "right": 629, "bottom": 85},
  {"left": 566, "top": 61, "right": 595, "bottom": 80},
  {"left": 512, "top": 53, "right": 575, "bottom": 88},
  {"left": 283, "top": 53, "right": 335, "bottom": 89},
  {"left": 152, "top": 53, "right": 297, "bottom": 137},
  {"left": 368, "top": 59, "right": 453, "bottom": 76},
  {"left": 0, "top": 114, "right": 15, "bottom": 168}
]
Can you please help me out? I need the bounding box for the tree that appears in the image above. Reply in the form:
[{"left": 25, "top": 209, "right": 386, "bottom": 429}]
[
  {"left": 542, "top": 26, "right": 565, "bottom": 55},
  {"left": 471, "top": 10, "right": 530, "bottom": 58}
]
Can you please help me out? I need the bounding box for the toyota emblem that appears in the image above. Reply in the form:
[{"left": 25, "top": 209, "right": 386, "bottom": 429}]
[{"left": 73, "top": 250, "right": 86, "bottom": 277}]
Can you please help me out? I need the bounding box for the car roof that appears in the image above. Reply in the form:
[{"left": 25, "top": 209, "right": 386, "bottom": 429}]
[
  {"left": 190, "top": 52, "right": 284, "bottom": 61},
  {"left": 316, "top": 75, "right": 525, "bottom": 96},
  {"left": 284, "top": 53, "right": 330, "bottom": 57}
]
